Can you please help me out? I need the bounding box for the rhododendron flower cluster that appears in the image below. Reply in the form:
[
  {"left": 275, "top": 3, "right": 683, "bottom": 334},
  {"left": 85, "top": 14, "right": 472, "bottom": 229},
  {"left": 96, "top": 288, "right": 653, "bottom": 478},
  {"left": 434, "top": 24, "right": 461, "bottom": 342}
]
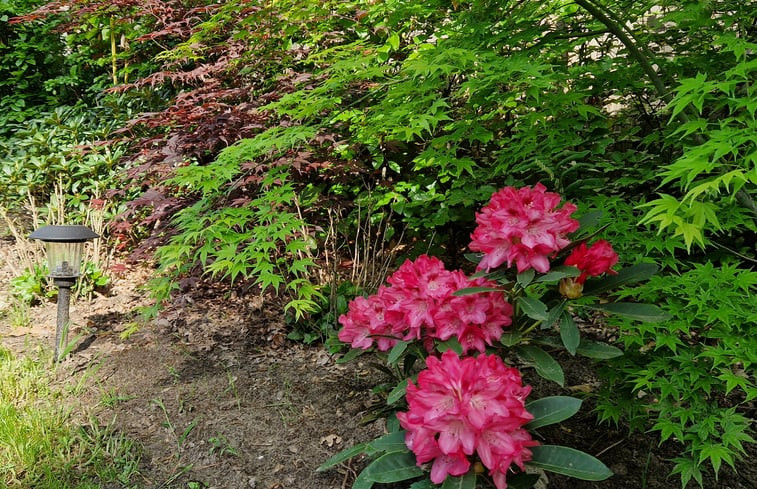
[
  {"left": 397, "top": 351, "right": 538, "bottom": 488},
  {"left": 469, "top": 184, "right": 579, "bottom": 273},
  {"left": 564, "top": 239, "right": 619, "bottom": 284},
  {"left": 337, "top": 255, "right": 512, "bottom": 354}
]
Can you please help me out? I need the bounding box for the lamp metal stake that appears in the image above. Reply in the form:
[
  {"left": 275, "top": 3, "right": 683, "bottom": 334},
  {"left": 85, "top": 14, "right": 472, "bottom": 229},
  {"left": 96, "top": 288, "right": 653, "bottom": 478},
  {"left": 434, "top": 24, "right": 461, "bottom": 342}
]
[{"left": 53, "top": 277, "right": 76, "bottom": 362}]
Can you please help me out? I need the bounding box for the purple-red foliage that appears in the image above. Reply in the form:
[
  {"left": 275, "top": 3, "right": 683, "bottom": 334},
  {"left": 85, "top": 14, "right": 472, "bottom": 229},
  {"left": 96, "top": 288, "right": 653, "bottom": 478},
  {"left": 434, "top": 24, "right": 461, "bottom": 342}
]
[{"left": 14, "top": 0, "right": 365, "bottom": 259}]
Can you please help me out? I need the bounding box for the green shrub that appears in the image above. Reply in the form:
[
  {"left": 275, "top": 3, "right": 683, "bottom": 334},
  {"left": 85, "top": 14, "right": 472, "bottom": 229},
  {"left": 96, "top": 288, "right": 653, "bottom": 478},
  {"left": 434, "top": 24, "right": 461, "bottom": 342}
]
[{"left": 597, "top": 262, "right": 757, "bottom": 486}]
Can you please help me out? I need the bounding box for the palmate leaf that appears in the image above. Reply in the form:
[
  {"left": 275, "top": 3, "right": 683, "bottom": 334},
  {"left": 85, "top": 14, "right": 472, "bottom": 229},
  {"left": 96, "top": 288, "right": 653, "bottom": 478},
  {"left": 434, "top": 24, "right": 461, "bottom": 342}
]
[
  {"left": 526, "top": 396, "right": 583, "bottom": 429},
  {"left": 529, "top": 445, "right": 613, "bottom": 481},
  {"left": 363, "top": 450, "right": 424, "bottom": 483}
]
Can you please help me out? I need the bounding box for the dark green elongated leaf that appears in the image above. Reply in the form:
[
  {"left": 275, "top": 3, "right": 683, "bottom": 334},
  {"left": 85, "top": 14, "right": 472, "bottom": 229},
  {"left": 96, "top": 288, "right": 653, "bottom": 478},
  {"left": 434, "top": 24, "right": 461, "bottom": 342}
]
[
  {"left": 576, "top": 340, "right": 623, "bottom": 359},
  {"left": 318, "top": 442, "right": 370, "bottom": 471},
  {"left": 534, "top": 337, "right": 623, "bottom": 360},
  {"left": 559, "top": 313, "right": 579, "bottom": 355},
  {"left": 441, "top": 470, "right": 476, "bottom": 489},
  {"left": 409, "top": 480, "right": 435, "bottom": 489},
  {"left": 437, "top": 337, "right": 463, "bottom": 355},
  {"left": 529, "top": 445, "right": 613, "bottom": 481},
  {"left": 519, "top": 297, "right": 549, "bottom": 321},
  {"left": 543, "top": 300, "right": 566, "bottom": 330},
  {"left": 516, "top": 346, "right": 565, "bottom": 386},
  {"left": 506, "top": 472, "right": 542, "bottom": 489},
  {"left": 363, "top": 450, "right": 424, "bottom": 483},
  {"left": 352, "top": 469, "right": 375, "bottom": 489},
  {"left": 517, "top": 269, "right": 536, "bottom": 287},
  {"left": 587, "top": 302, "right": 670, "bottom": 322},
  {"left": 337, "top": 348, "right": 366, "bottom": 364},
  {"left": 453, "top": 286, "right": 502, "bottom": 296},
  {"left": 526, "top": 396, "right": 583, "bottom": 429},
  {"left": 387, "top": 341, "right": 408, "bottom": 364},
  {"left": 582, "top": 263, "right": 658, "bottom": 296},
  {"left": 386, "top": 412, "right": 400, "bottom": 433},
  {"left": 464, "top": 253, "right": 483, "bottom": 264},
  {"left": 370, "top": 431, "right": 407, "bottom": 452},
  {"left": 535, "top": 266, "right": 581, "bottom": 283},
  {"left": 500, "top": 330, "right": 522, "bottom": 347},
  {"left": 387, "top": 379, "right": 408, "bottom": 405}
]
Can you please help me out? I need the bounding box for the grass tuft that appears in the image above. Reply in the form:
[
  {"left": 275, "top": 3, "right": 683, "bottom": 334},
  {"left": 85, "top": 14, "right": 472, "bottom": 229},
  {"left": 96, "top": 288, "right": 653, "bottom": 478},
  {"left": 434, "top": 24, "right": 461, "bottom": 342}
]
[{"left": 0, "top": 346, "right": 142, "bottom": 488}]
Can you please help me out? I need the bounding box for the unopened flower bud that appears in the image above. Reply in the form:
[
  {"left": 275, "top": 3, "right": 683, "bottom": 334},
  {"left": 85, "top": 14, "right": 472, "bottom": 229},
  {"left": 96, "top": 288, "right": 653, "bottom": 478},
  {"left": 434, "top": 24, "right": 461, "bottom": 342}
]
[{"left": 559, "top": 277, "right": 583, "bottom": 299}]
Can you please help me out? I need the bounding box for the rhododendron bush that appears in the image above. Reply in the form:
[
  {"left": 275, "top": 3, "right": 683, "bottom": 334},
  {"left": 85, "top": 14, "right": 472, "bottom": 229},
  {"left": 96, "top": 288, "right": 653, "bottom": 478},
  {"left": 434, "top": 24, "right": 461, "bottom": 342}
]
[{"left": 319, "top": 185, "right": 666, "bottom": 489}]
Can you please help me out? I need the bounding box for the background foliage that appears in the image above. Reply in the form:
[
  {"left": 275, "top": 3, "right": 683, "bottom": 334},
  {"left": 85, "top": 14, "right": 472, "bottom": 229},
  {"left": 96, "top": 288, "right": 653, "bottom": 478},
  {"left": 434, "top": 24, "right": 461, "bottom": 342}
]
[{"left": 2, "top": 0, "right": 755, "bottom": 486}]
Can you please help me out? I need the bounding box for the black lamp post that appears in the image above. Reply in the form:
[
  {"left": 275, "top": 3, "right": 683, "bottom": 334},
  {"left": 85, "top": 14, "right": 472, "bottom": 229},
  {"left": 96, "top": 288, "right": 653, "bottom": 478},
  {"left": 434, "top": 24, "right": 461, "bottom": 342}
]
[{"left": 29, "top": 225, "right": 99, "bottom": 361}]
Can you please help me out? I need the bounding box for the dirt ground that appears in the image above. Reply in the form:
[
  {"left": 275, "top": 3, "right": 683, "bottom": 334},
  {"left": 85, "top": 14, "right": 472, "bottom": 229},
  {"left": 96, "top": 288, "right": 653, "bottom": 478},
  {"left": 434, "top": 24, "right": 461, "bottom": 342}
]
[{"left": 0, "top": 237, "right": 755, "bottom": 489}]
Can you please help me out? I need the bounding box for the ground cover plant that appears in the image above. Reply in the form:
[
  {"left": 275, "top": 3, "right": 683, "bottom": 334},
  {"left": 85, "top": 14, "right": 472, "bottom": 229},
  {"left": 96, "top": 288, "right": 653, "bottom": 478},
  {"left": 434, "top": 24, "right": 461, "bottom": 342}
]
[
  {"left": 0, "top": 346, "right": 142, "bottom": 488},
  {"left": 2, "top": 0, "right": 756, "bottom": 487}
]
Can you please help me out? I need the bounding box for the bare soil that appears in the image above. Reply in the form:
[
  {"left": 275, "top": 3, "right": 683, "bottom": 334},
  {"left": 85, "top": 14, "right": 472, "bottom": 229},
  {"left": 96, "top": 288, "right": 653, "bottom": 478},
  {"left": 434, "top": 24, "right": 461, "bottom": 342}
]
[{"left": 0, "top": 237, "right": 755, "bottom": 489}]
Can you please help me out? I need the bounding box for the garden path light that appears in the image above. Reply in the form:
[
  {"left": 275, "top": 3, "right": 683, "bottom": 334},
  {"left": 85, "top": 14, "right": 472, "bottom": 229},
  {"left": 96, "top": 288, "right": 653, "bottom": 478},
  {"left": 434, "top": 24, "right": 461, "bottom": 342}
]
[{"left": 29, "top": 225, "right": 99, "bottom": 362}]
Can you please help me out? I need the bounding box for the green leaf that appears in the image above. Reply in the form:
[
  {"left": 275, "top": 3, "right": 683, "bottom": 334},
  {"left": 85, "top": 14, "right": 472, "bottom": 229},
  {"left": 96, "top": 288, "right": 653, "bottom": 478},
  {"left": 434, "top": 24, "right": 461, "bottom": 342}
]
[
  {"left": 409, "top": 480, "right": 435, "bottom": 489},
  {"left": 441, "top": 471, "right": 476, "bottom": 489},
  {"left": 526, "top": 396, "right": 583, "bottom": 429},
  {"left": 387, "top": 379, "right": 408, "bottom": 405},
  {"left": 500, "top": 330, "right": 522, "bottom": 347},
  {"left": 517, "top": 269, "right": 536, "bottom": 287},
  {"left": 453, "top": 286, "right": 502, "bottom": 296},
  {"left": 387, "top": 341, "right": 409, "bottom": 364},
  {"left": 370, "top": 431, "right": 408, "bottom": 452},
  {"left": 576, "top": 340, "right": 623, "bottom": 359},
  {"left": 352, "top": 469, "right": 375, "bottom": 489},
  {"left": 363, "top": 451, "right": 424, "bottom": 483},
  {"left": 543, "top": 300, "right": 566, "bottom": 330},
  {"left": 516, "top": 345, "right": 565, "bottom": 386},
  {"left": 535, "top": 266, "right": 581, "bottom": 283},
  {"left": 437, "top": 337, "right": 463, "bottom": 355},
  {"left": 586, "top": 302, "right": 670, "bottom": 322},
  {"left": 529, "top": 445, "right": 613, "bottom": 481},
  {"left": 519, "top": 297, "right": 549, "bottom": 321},
  {"left": 337, "top": 348, "right": 366, "bottom": 364},
  {"left": 463, "top": 253, "right": 483, "bottom": 264},
  {"left": 670, "top": 457, "right": 704, "bottom": 488},
  {"left": 559, "top": 313, "right": 580, "bottom": 355},
  {"left": 582, "top": 263, "right": 658, "bottom": 296},
  {"left": 318, "top": 442, "right": 371, "bottom": 471}
]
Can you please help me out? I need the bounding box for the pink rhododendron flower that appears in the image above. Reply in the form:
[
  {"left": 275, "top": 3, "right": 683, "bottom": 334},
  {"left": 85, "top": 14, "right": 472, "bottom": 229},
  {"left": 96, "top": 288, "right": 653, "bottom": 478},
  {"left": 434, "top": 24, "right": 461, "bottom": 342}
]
[
  {"left": 337, "top": 256, "right": 512, "bottom": 353},
  {"left": 564, "top": 239, "right": 619, "bottom": 284},
  {"left": 469, "top": 184, "right": 579, "bottom": 273},
  {"left": 397, "top": 351, "right": 538, "bottom": 488},
  {"left": 337, "top": 286, "right": 407, "bottom": 351}
]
